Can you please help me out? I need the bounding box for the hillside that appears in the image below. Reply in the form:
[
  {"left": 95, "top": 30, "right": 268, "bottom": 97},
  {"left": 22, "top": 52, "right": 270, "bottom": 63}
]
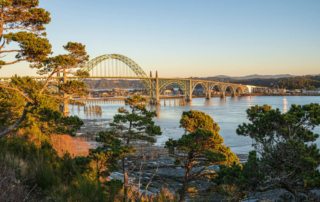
[{"left": 84, "top": 79, "right": 144, "bottom": 89}]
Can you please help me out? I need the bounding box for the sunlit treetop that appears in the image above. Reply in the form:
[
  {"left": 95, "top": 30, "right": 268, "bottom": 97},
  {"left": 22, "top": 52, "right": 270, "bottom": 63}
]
[
  {"left": 0, "top": 0, "right": 50, "bottom": 33},
  {"left": 180, "top": 110, "right": 220, "bottom": 134},
  {"left": 37, "top": 42, "right": 89, "bottom": 75},
  {"left": 0, "top": 0, "right": 51, "bottom": 68}
]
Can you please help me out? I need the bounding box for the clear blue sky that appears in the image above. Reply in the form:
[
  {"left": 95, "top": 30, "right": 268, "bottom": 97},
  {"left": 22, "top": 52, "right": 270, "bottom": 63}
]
[{"left": 2, "top": 0, "right": 320, "bottom": 77}]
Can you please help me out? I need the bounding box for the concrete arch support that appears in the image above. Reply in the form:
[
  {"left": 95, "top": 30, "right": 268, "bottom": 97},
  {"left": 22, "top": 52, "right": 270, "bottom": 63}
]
[{"left": 190, "top": 81, "right": 210, "bottom": 100}]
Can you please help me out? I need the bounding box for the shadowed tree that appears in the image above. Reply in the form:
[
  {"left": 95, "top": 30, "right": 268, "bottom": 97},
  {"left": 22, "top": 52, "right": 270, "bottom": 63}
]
[
  {"left": 215, "top": 104, "right": 320, "bottom": 201},
  {"left": 166, "top": 110, "right": 239, "bottom": 202},
  {"left": 0, "top": 76, "right": 85, "bottom": 138},
  {"left": 0, "top": 42, "right": 89, "bottom": 137},
  {"left": 108, "top": 95, "right": 162, "bottom": 202}
]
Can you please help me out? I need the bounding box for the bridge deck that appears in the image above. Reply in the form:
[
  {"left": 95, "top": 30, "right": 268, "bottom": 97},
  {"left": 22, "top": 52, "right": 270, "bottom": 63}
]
[{"left": 0, "top": 76, "right": 268, "bottom": 88}]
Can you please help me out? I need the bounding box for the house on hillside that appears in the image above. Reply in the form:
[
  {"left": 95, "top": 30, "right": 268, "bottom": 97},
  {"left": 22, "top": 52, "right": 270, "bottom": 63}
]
[{"left": 163, "top": 90, "right": 173, "bottom": 96}]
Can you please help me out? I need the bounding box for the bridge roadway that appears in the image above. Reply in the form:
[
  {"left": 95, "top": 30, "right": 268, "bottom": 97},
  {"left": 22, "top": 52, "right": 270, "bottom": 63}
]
[
  {"left": 0, "top": 75, "right": 266, "bottom": 104},
  {"left": 0, "top": 53, "right": 267, "bottom": 105}
]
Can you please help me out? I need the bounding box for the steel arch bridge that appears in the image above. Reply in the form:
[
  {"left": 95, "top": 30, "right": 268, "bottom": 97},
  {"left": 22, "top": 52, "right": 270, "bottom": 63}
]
[
  {"left": 80, "top": 54, "right": 155, "bottom": 97},
  {"left": 0, "top": 53, "right": 267, "bottom": 104}
]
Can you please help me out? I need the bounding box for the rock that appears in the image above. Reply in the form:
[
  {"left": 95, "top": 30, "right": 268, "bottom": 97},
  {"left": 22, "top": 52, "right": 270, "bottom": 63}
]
[{"left": 255, "top": 200, "right": 274, "bottom": 202}]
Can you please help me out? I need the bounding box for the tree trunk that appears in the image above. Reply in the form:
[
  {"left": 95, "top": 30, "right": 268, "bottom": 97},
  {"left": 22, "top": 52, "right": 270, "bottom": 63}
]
[
  {"left": 127, "top": 121, "right": 132, "bottom": 145},
  {"left": 179, "top": 181, "right": 188, "bottom": 202},
  {"left": 62, "top": 68, "right": 69, "bottom": 116},
  {"left": 123, "top": 155, "right": 128, "bottom": 202},
  {"left": 0, "top": 103, "right": 30, "bottom": 137},
  {"left": 179, "top": 162, "right": 191, "bottom": 202}
]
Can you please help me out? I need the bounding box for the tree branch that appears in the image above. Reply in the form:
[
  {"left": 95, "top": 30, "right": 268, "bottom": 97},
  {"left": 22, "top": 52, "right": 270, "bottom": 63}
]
[
  {"left": 0, "top": 103, "right": 30, "bottom": 137},
  {"left": 3, "top": 59, "right": 27, "bottom": 65},
  {"left": 0, "top": 50, "right": 22, "bottom": 54},
  {"left": 0, "top": 84, "right": 34, "bottom": 104},
  {"left": 39, "top": 70, "right": 58, "bottom": 94}
]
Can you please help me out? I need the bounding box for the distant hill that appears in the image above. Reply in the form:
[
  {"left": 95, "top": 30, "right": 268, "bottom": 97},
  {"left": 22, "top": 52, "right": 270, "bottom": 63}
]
[
  {"left": 214, "top": 74, "right": 296, "bottom": 80},
  {"left": 212, "top": 74, "right": 320, "bottom": 80},
  {"left": 83, "top": 74, "right": 320, "bottom": 89},
  {"left": 192, "top": 74, "right": 320, "bottom": 88}
]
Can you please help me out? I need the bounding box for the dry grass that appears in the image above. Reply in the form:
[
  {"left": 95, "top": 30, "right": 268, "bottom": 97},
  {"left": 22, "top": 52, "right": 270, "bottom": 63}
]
[
  {"left": 50, "top": 134, "right": 91, "bottom": 158},
  {"left": 0, "top": 163, "right": 37, "bottom": 202}
]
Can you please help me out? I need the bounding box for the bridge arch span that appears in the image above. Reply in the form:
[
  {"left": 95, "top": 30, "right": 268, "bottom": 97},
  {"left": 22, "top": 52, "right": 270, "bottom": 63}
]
[
  {"left": 224, "top": 85, "right": 236, "bottom": 95},
  {"left": 80, "top": 54, "right": 153, "bottom": 93},
  {"left": 190, "top": 81, "right": 208, "bottom": 94},
  {"left": 82, "top": 54, "right": 148, "bottom": 77},
  {"left": 159, "top": 79, "right": 188, "bottom": 96},
  {"left": 208, "top": 83, "right": 223, "bottom": 93},
  {"left": 235, "top": 86, "right": 247, "bottom": 94}
]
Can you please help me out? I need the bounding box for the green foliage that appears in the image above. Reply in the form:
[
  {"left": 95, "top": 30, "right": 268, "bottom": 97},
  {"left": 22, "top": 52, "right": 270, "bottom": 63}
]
[
  {"left": 61, "top": 174, "right": 108, "bottom": 202},
  {"left": 271, "top": 77, "right": 320, "bottom": 89},
  {"left": 179, "top": 110, "right": 239, "bottom": 164},
  {"left": 0, "top": 41, "right": 88, "bottom": 137},
  {"left": 4, "top": 31, "right": 52, "bottom": 66},
  {"left": 216, "top": 103, "right": 320, "bottom": 201},
  {"left": 105, "top": 95, "right": 162, "bottom": 202},
  {"left": 0, "top": 138, "right": 72, "bottom": 190},
  {"left": 166, "top": 110, "right": 239, "bottom": 202},
  {"left": 105, "top": 179, "right": 124, "bottom": 202},
  {"left": 39, "top": 41, "right": 89, "bottom": 74},
  {"left": 0, "top": 0, "right": 51, "bottom": 69},
  {"left": 213, "top": 151, "right": 264, "bottom": 201},
  {"left": 111, "top": 95, "right": 162, "bottom": 144},
  {"left": 0, "top": 86, "right": 25, "bottom": 128},
  {"left": 0, "top": 137, "right": 119, "bottom": 201},
  {"left": 166, "top": 129, "right": 227, "bottom": 165},
  {"left": 58, "top": 80, "right": 87, "bottom": 95},
  {"left": 76, "top": 69, "right": 90, "bottom": 77},
  {"left": 180, "top": 110, "right": 220, "bottom": 134},
  {"left": 88, "top": 132, "right": 123, "bottom": 180},
  {"left": 0, "top": 76, "right": 84, "bottom": 137}
]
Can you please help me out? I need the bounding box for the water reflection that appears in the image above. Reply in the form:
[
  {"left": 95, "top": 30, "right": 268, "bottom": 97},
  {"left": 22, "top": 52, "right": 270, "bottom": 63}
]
[
  {"left": 283, "top": 98, "right": 288, "bottom": 113},
  {"left": 69, "top": 96, "right": 320, "bottom": 155}
]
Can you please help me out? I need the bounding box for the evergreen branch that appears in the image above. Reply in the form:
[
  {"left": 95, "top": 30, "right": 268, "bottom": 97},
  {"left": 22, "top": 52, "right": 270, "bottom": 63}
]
[{"left": 0, "top": 84, "right": 34, "bottom": 104}]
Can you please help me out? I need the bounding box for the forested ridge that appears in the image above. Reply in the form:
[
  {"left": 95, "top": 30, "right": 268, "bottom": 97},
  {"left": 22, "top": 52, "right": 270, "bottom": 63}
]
[
  {"left": 88, "top": 76, "right": 320, "bottom": 90},
  {"left": 193, "top": 75, "right": 320, "bottom": 89},
  {"left": 84, "top": 79, "right": 144, "bottom": 89}
]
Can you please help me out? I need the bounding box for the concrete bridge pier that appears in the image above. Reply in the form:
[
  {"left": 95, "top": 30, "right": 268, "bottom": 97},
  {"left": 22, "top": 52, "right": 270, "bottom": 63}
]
[
  {"left": 186, "top": 77, "right": 193, "bottom": 102},
  {"left": 220, "top": 93, "right": 226, "bottom": 98},
  {"left": 156, "top": 71, "right": 160, "bottom": 104},
  {"left": 149, "top": 71, "right": 160, "bottom": 105},
  {"left": 206, "top": 91, "right": 211, "bottom": 99}
]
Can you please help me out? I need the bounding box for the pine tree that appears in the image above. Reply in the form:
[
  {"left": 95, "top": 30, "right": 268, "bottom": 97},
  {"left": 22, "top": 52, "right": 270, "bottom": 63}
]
[
  {"left": 0, "top": 42, "right": 89, "bottom": 137},
  {"left": 108, "top": 95, "right": 162, "bottom": 202},
  {"left": 215, "top": 103, "right": 320, "bottom": 201},
  {"left": 0, "top": 0, "right": 52, "bottom": 68},
  {"left": 166, "top": 110, "right": 239, "bottom": 202}
]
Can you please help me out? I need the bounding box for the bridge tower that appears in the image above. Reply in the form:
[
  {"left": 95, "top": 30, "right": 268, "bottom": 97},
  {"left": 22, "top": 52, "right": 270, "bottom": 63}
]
[
  {"left": 149, "top": 71, "right": 160, "bottom": 105},
  {"left": 187, "top": 77, "right": 192, "bottom": 102},
  {"left": 156, "top": 71, "right": 160, "bottom": 104}
]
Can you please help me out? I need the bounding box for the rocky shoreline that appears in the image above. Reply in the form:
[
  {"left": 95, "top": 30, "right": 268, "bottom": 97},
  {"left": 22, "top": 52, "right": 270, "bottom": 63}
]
[{"left": 76, "top": 119, "right": 320, "bottom": 201}]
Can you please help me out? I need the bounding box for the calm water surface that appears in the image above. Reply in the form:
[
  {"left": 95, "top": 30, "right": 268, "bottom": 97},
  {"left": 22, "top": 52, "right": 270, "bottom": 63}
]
[{"left": 70, "top": 96, "right": 320, "bottom": 155}]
